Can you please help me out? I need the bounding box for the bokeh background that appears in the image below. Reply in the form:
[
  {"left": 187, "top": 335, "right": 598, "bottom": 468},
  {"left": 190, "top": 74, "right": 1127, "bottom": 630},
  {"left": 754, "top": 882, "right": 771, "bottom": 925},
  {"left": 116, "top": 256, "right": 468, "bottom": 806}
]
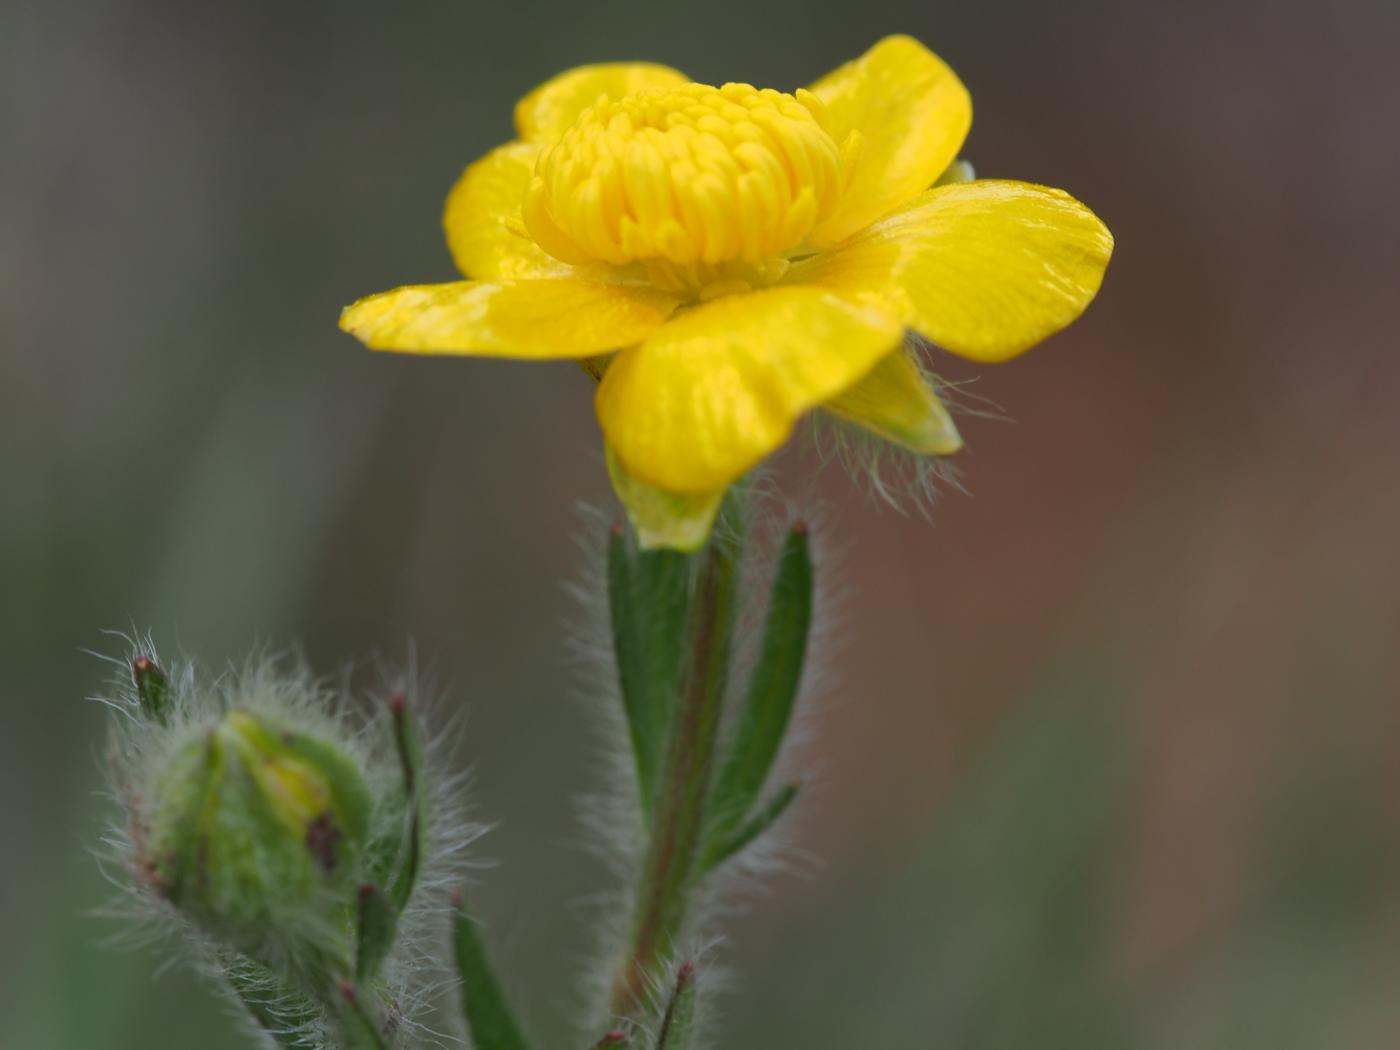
[{"left": 4, "top": 0, "right": 1399, "bottom": 1046}]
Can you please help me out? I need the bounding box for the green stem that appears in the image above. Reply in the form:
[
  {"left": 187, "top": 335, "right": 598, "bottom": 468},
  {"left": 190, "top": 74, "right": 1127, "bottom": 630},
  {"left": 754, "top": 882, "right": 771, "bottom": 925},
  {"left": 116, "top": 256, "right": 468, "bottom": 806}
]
[{"left": 610, "top": 537, "right": 736, "bottom": 1018}]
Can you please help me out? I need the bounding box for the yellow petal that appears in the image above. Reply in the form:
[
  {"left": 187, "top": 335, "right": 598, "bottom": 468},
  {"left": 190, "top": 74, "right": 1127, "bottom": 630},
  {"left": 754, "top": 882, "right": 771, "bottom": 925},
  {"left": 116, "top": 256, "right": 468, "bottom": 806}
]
[
  {"left": 340, "top": 279, "right": 680, "bottom": 359},
  {"left": 605, "top": 445, "right": 725, "bottom": 552},
  {"left": 808, "top": 35, "right": 971, "bottom": 247},
  {"left": 795, "top": 180, "right": 1114, "bottom": 363},
  {"left": 443, "top": 142, "right": 572, "bottom": 280},
  {"left": 596, "top": 286, "right": 902, "bottom": 492},
  {"left": 823, "top": 347, "right": 961, "bottom": 454},
  {"left": 514, "top": 62, "right": 691, "bottom": 144}
]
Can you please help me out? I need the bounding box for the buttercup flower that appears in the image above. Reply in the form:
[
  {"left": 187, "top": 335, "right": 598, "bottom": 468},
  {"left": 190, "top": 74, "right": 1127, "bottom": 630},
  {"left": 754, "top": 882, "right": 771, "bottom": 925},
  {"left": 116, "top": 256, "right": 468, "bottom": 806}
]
[{"left": 341, "top": 36, "right": 1113, "bottom": 548}]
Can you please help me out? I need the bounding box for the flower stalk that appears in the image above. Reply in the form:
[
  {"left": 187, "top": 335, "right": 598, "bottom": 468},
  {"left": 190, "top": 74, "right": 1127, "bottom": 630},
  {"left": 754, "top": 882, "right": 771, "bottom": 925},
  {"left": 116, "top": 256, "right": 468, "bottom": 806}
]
[
  {"left": 612, "top": 526, "right": 738, "bottom": 1016},
  {"left": 606, "top": 496, "right": 815, "bottom": 1029}
]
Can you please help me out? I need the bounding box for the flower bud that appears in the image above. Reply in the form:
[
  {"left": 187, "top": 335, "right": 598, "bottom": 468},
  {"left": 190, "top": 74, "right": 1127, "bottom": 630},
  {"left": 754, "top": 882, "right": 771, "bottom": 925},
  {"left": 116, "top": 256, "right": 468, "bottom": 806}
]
[{"left": 145, "top": 708, "right": 372, "bottom": 964}]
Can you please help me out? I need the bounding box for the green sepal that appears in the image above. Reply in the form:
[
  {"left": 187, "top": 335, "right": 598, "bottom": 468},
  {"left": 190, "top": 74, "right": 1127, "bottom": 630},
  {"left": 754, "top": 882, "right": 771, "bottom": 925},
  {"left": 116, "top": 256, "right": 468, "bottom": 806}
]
[
  {"left": 706, "top": 524, "right": 812, "bottom": 847},
  {"left": 387, "top": 692, "right": 426, "bottom": 915},
  {"left": 132, "top": 656, "right": 171, "bottom": 723},
  {"left": 700, "top": 780, "right": 799, "bottom": 875},
  {"left": 280, "top": 728, "right": 373, "bottom": 848},
  {"left": 148, "top": 709, "right": 376, "bottom": 975},
  {"left": 605, "top": 445, "right": 725, "bottom": 552},
  {"left": 453, "top": 892, "right": 530, "bottom": 1050},
  {"left": 225, "top": 957, "right": 321, "bottom": 1049},
  {"left": 934, "top": 157, "right": 976, "bottom": 185},
  {"left": 147, "top": 732, "right": 222, "bottom": 903},
  {"left": 608, "top": 527, "right": 692, "bottom": 819},
  {"left": 217, "top": 712, "right": 367, "bottom": 902},
  {"left": 654, "top": 963, "right": 697, "bottom": 1050},
  {"left": 355, "top": 883, "right": 397, "bottom": 982}
]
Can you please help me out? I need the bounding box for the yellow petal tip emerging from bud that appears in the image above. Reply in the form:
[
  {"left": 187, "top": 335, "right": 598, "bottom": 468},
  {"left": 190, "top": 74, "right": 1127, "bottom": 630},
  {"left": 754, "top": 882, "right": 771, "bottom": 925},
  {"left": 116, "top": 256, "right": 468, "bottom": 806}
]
[{"left": 146, "top": 708, "right": 372, "bottom": 959}]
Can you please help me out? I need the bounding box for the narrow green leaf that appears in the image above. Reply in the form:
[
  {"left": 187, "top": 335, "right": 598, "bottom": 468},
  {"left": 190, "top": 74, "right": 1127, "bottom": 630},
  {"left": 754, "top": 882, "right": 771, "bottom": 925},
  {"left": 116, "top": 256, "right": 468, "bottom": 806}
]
[
  {"left": 706, "top": 524, "right": 812, "bottom": 844},
  {"left": 388, "top": 690, "right": 426, "bottom": 915},
  {"left": 131, "top": 655, "right": 171, "bottom": 723},
  {"left": 356, "top": 883, "right": 397, "bottom": 981},
  {"left": 701, "top": 780, "right": 799, "bottom": 874},
  {"left": 608, "top": 525, "right": 692, "bottom": 818},
  {"left": 654, "top": 962, "right": 697, "bottom": 1050},
  {"left": 608, "top": 528, "right": 653, "bottom": 811},
  {"left": 453, "top": 892, "right": 530, "bottom": 1050},
  {"left": 337, "top": 980, "right": 390, "bottom": 1050}
]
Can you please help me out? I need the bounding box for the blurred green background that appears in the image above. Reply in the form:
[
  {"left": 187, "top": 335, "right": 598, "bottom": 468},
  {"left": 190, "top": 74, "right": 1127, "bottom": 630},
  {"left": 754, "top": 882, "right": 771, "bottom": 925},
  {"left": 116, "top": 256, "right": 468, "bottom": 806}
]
[{"left": 4, "top": 0, "right": 1399, "bottom": 1046}]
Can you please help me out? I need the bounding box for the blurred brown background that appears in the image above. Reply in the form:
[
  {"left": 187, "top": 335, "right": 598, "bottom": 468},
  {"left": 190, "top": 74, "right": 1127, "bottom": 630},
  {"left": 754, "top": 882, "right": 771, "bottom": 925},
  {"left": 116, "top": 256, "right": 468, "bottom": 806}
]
[{"left": 3, "top": 0, "right": 1399, "bottom": 1046}]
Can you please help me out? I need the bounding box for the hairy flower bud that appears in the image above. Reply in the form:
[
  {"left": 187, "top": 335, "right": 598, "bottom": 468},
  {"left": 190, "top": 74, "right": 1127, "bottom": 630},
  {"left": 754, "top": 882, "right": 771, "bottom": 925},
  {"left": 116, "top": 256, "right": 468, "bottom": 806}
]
[
  {"left": 101, "top": 644, "right": 474, "bottom": 1045},
  {"left": 145, "top": 709, "right": 373, "bottom": 963}
]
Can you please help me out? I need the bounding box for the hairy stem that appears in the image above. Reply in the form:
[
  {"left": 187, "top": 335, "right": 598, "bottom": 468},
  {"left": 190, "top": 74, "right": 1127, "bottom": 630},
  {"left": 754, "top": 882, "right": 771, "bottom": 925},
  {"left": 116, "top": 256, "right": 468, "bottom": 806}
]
[{"left": 610, "top": 537, "right": 736, "bottom": 1017}]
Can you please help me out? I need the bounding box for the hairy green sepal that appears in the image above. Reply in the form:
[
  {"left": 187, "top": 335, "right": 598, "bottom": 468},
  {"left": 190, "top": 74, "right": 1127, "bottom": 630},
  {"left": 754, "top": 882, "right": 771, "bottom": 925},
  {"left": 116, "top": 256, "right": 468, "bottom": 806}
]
[{"left": 147, "top": 710, "right": 369, "bottom": 968}]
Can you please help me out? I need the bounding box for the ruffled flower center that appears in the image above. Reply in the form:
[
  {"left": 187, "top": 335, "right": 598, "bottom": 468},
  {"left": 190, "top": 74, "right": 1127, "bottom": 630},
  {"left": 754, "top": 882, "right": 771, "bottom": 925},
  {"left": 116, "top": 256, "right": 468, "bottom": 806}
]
[{"left": 523, "top": 82, "right": 844, "bottom": 295}]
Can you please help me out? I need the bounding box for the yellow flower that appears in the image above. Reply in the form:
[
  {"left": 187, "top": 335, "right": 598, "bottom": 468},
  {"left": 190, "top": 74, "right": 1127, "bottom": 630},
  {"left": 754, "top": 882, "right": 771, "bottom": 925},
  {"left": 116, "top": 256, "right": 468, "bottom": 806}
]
[{"left": 341, "top": 36, "right": 1113, "bottom": 549}]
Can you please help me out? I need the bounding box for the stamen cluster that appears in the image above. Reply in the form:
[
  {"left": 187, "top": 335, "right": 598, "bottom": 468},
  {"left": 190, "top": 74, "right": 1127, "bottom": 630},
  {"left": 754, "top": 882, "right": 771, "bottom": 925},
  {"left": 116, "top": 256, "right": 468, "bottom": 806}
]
[{"left": 524, "top": 82, "right": 844, "bottom": 291}]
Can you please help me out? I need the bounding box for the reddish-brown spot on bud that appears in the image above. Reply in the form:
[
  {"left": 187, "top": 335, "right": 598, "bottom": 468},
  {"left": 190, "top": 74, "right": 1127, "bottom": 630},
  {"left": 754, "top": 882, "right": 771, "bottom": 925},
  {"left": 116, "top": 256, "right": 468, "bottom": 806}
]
[{"left": 305, "top": 812, "right": 342, "bottom": 875}]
